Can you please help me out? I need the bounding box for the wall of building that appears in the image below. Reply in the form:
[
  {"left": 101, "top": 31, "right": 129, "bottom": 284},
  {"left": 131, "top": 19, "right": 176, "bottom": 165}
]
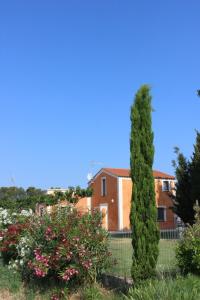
[
  {"left": 90, "top": 173, "right": 176, "bottom": 231},
  {"left": 155, "top": 179, "right": 175, "bottom": 229},
  {"left": 90, "top": 171, "right": 118, "bottom": 231},
  {"left": 121, "top": 178, "right": 176, "bottom": 230},
  {"left": 122, "top": 178, "right": 132, "bottom": 230},
  {"left": 76, "top": 197, "right": 91, "bottom": 212}
]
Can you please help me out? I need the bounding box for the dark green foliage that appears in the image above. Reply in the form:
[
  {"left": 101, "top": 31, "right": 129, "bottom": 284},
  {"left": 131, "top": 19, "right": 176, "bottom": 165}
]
[
  {"left": 172, "top": 150, "right": 193, "bottom": 225},
  {"left": 172, "top": 131, "right": 200, "bottom": 225},
  {"left": 0, "top": 187, "right": 26, "bottom": 210},
  {"left": 130, "top": 85, "right": 159, "bottom": 281},
  {"left": 0, "top": 187, "right": 45, "bottom": 210},
  {"left": 190, "top": 132, "right": 200, "bottom": 206}
]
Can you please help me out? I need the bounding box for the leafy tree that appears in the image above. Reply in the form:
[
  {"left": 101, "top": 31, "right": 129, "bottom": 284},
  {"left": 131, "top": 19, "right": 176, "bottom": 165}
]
[
  {"left": 172, "top": 131, "right": 200, "bottom": 225},
  {"left": 172, "top": 149, "right": 193, "bottom": 224},
  {"left": 0, "top": 187, "right": 48, "bottom": 210},
  {"left": 130, "top": 85, "right": 159, "bottom": 281},
  {"left": 0, "top": 187, "right": 26, "bottom": 210},
  {"left": 53, "top": 186, "right": 93, "bottom": 205},
  {"left": 190, "top": 131, "right": 200, "bottom": 204},
  {"left": 26, "top": 187, "right": 44, "bottom": 198},
  {"left": 24, "top": 187, "right": 47, "bottom": 210}
]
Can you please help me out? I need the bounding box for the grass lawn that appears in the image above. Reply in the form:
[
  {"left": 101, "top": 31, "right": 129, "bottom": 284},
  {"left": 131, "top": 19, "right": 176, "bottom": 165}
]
[{"left": 108, "top": 238, "right": 178, "bottom": 277}]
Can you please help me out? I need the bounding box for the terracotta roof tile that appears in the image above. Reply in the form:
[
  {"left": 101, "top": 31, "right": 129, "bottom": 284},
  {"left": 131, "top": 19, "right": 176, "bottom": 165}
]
[{"left": 103, "top": 168, "right": 175, "bottom": 179}]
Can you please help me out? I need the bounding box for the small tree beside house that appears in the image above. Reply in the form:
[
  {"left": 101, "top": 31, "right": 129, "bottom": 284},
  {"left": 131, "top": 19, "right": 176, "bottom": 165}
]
[
  {"left": 172, "top": 131, "right": 200, "bottom": 225},
  {"left": 172, "top": 148, "right": 193, "bottom": 225},
  {"left": 130, "top": 85, "right": 159, "bottom": 281}
]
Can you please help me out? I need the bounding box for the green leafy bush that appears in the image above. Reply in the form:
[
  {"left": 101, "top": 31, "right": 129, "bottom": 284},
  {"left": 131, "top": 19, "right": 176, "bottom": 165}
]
[
  {"left": 1, "top": 207, "right": 111, "bottom": 290},
  {"left": 176, "top": 205, "right": 200, "bottom": 275}
]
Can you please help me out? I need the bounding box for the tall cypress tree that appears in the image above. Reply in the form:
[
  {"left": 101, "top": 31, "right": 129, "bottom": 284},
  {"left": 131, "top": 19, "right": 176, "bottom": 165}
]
[{"left": 130, "top": 85, "right": 159, "bottom": 281}]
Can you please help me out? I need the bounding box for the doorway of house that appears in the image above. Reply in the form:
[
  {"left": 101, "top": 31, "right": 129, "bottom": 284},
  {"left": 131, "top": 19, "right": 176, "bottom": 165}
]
[{"left": 99, "top": 204, "right": 108, "bottom": 230}]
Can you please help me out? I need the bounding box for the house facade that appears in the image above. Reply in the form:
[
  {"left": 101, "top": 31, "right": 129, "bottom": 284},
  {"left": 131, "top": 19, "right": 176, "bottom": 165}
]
[{"left": 90, "top": 168, "right": 176, "bottom": 231}]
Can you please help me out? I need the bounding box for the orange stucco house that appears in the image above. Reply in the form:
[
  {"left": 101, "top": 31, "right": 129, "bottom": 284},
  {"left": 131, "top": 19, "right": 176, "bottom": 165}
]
[{"left": 90, "top": 168, "right": 176, "bottom": 231}]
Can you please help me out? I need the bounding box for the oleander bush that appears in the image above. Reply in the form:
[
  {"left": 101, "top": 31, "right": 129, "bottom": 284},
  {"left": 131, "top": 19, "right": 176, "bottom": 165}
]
[
  {"left": 176, "top": 205, "right": 200, "bottom": 275},
  {"left": 0, "top": 206, "right": 111, "bottom": 292},
  {"left": 0, "top": 208, "right": 32, "bottom": 264}
]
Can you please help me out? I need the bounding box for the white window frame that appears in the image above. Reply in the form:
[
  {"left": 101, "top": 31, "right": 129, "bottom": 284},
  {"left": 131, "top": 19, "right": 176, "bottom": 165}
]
[
  {"left": 162, "top": 180, "right": 171, "bottom": 192},
  {"left": 157, "top": 206, "right": 167, "bottom": 222},
  {"left": 101, "top": 177, "right": 107, "bottom": 196}
]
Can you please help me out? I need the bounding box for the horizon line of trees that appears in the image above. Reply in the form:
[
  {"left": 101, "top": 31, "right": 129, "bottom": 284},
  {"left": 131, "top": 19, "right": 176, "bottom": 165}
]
[{"left": 0, "top": 186, "right": 92, "bottom": 211}]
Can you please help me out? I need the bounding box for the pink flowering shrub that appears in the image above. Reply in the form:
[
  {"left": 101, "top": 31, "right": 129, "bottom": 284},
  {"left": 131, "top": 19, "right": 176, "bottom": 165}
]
[
  {"left": 17, "top": 207, "right": 111, "bottom": 287},
  {"left": 0, "top": 208, "right": 33, "bottom": 264},
  {"left": 0, "top": 222, "right": 29, "bottom": 263}
]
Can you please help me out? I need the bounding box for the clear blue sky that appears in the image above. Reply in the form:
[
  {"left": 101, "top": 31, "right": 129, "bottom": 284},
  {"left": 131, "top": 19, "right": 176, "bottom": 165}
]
[{"left": 0, "top": 0, "right": 200, "bottom": 189}]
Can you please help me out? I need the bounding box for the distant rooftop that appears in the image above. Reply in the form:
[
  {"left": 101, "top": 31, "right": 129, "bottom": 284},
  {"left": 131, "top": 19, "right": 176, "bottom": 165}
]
[{"left": 46, "top": 188, "right": 68, "bottom": 195}]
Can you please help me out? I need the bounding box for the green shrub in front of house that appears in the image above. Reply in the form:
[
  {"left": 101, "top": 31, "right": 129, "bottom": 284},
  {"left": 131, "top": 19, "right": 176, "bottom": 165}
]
[{"left": 176, "top": 205, "right": 200, "bottom": 275}]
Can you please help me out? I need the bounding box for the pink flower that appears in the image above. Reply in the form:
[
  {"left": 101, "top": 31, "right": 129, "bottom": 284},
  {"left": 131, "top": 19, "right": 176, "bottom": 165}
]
[
  {"left": 34, "top": 267, "right": 46, "bottom": 277},
  {"left": 51, "top": 296, "right": 59, "bottom": 300},
  {"left": 62, "top": 268, "right": 79, "bottom": 281},
  {"left": 33, "top": 249, "right": 49, "bottom": 266},
  {"left": 82, "top": 260, "right": 93, "bottom": 269},
  {"left": 45, "top": 226, "right": 55, "bottom": 241}
]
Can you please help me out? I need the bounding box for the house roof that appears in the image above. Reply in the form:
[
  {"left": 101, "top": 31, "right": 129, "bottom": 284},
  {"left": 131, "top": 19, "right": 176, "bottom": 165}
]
[{"left": 102, "top": 168, "right": 175, "bottom": 180}]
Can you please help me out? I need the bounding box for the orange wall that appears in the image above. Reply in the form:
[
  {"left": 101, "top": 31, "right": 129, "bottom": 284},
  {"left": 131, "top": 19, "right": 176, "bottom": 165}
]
[
  {"left": 91, "top": 174, "right": 176, "bottom": 231},
  {"left": 59, "top": 197, "right": 89, "bottom": 213},
  {"left": 155, "top": 180, "right": 175, "bottom": 229},
  {"left": 91, "top": 172, "right": 118, "bottom": 231},
  {"left": 123, "top": 178, "right": 175, "bottom": 229},
  {"left": 75, "top": 197, "right": 90, "bottom": 212},
  {"left": 122, "top": 178, "right": 132, "bottom": 230},
  {"left": 122, "top": 178, "right": 176, "bottom": 230}
]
